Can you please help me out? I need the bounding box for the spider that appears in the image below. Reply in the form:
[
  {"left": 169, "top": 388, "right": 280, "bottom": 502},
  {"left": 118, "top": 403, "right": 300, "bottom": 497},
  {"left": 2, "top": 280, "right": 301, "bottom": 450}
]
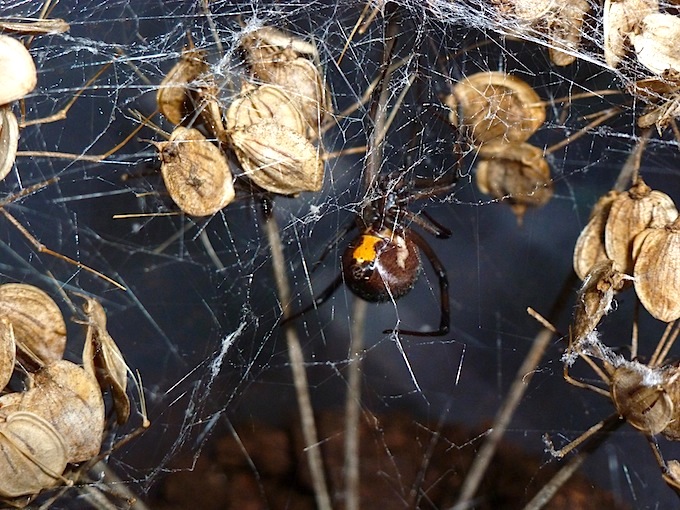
[{"left": 286, "top": 168, "right": 457, "bottom": 337}]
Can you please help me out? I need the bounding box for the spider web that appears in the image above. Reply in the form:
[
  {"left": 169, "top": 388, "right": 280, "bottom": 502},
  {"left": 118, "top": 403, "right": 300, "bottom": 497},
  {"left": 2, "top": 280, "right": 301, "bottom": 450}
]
[{"left": 7, "top": 0, "right": 680, "bottom": 507}]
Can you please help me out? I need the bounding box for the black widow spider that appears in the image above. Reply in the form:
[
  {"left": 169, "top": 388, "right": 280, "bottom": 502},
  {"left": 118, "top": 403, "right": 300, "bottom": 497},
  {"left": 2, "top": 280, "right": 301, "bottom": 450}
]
[
  {"left": 285, "top": 170, "right": 456, "bottom": 336},
  {"left": 284, "top": 5, "right": 459, "bottom": 336}
]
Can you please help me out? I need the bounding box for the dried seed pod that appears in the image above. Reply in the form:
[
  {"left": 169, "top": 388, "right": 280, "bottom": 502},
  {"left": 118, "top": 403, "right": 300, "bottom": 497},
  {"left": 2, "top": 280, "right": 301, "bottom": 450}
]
[
  {"left": 226, "top": 84, "right": 306, "bottom": 135},
  {"left": 546, "top": 1, "right": 590, "bottom": 67},
  {"left": 603, "top": 0, "right": 658, "bottom": 68},
  {"left": 230, "top": 121, "right": 323, "bottom": 195},
  {"left": 572, "top": 260, "right": 627, "bottom": 344},
  {"left": 154, "top": 127, "right": 235, "bottom": 217},
  {"left": 573, "top": 191, "right": 621, "bottom": 280},
  {"left": 446, "top": 71, "right": 545, "bottom": 146},
  {"left": 604, "top": 178, "right": 677, "bottom": 275},
  {"left": 610, "top": 363, "right": 676, "bottom": 436},
  {"left": 664, "top": 460, "right": 680, "bottom": 490},
  {"left": 0, "top": 104, "right": 18, "bottom": 183},
  {"left": 157, "top": 47, "right": 209, "bottom": 125},
  {"left": 0, "top": 283, "right": 66, "bottom": 366},
  {"left": 0, "top": 411, "right": 67, "bottom": 498},
  {"left": 633, "top": 74, "right": 680, "bottom": 132},
  {"left": 633, "top": 217, "right": 680, "bottom": 322},
  {"left": 475, "top": 141, "right": 552, "bottom": 223},
  {"left": 2, "top": 360, "right": 105, "bottom": 463},
  {"left": 81, "top": 297, "right": 130, "bottom": 425},
  {"left": 254, "top": 58, "right": 328, "bottom": 133},
  {"left": 0, "top": 320, "right": 15, "bottom": 392},
  {"left": 632, "top": 13, "right": 680, "bottom": 76},
  {"left": 0, "top": 35, "right": 37, "bottom": 105},
  {"left": 240, "top": 27, "right": 318, "bottom": 70},
  {"left": 240, "top": 28, "right": 329, "bottom": 133}
]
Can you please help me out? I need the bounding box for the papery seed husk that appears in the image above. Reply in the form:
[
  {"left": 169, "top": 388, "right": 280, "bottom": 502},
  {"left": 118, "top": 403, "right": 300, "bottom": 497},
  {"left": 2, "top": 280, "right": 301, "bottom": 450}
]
[
  {"left": 231, "top": 122, "right": 323, "bottom": 195},
  {"left": 633, "top": 217, "right": 680, "bottom": 322},
  {"left": 475, "top": 141, "right": 552, "bottom": 223},
  {"left": 547, "top": 1, "right": 589, "bottom": 66},
  {"left": 604, "top": 178, "right": 678, "bottom": 275},
  {"left": 573, "top": 191, "right": 620, "bottom": 280},
  {"left": 0, "top": 411, "right": 67, "bottom": 498},
  {"left": 226, "top": 84, "right": 306, "bottom": 135},
  {"left": 603, "top": 0, "right": 658, "bottom": 68},
  {"left": 493, "top": 0, "right": 555, "bottom": 21},
  {"left": 0, "top": 105, "right": 18, "bottom": 182},
  {"left": 157, "top": 47, "right": 209, "bottom": 125},
  {"left": 611, "top": 364, "right": 674, "bottom": 436},
  {"left": 447, "top": 71, "right": 545, "bottom": 146},
  {"left": 0, "top": 320, "right": 15, "bottom": 392},
  {"left": 0, "top": 283, "right": 66, "bottom": 366},
  {"left": 241, "top": 27, "right": 318, "bottom": 69},
  {"left": 0, "top": 18, "right": 69, "bottom": 35},
  {"left": 632, "top": 13, "right": 680, "bottom": 76},
  {"left": 249, "top": 59, "right": 329, "bottom": 133},
  {"left": 572, "top": 260, "right": 626, "bottom": 342},
  {"left": 0, "top": 35, "right": 37, "bottom": 105},
  {"left": 82, "top": 297, "right": 130, "bottom": 425},
  {"left": 665, "top": 460, "right": 680, "bottom": 487},
  {"left": 156, "top": 127, "right": 235, "bottom": 217},
  {"left": 3, "top": 360, "right": 105, "bottom": 464}
]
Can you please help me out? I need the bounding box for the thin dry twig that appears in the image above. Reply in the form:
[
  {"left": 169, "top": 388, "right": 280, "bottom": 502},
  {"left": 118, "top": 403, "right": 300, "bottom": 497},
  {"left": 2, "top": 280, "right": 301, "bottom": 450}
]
[
  {"left": 263, "top": 210, "right": 332, "bottom": 510},
  {"left": 344, "top": 298, "right": 366, "bottom": 510}
]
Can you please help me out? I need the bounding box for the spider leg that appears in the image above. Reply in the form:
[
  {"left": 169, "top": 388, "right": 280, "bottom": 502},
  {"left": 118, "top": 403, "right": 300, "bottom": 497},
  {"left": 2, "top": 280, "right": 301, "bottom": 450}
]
[
  {"left": 310, "top": 220, "right": 357, "bottom": 273},
  {"left": 383, "top": 228, "right": 449, "bottom": 336},
  {"left": 281, "top": 272, "right": 345, "bottom": 326}
]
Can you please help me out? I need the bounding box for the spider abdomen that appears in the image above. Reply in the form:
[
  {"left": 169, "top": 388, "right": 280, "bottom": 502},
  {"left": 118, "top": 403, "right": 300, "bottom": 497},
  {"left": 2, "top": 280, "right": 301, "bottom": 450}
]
[{"left": 342, "top": 227, "right": 422, "bottom": 303}]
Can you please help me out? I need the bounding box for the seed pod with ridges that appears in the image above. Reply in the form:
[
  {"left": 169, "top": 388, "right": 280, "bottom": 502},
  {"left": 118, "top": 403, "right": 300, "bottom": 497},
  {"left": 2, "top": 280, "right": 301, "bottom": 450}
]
[
  {"left": 633, "top": 216, "right": 680, "bottom": 322},
  {"left": 573, "top": 191, "right": 620, "bottom": 280},
  {"left": 605, "top": 178, "right": 677, "bottom": 275},
  {"left": 154, "top": 127, "right": 235, "bottom": 217}
]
